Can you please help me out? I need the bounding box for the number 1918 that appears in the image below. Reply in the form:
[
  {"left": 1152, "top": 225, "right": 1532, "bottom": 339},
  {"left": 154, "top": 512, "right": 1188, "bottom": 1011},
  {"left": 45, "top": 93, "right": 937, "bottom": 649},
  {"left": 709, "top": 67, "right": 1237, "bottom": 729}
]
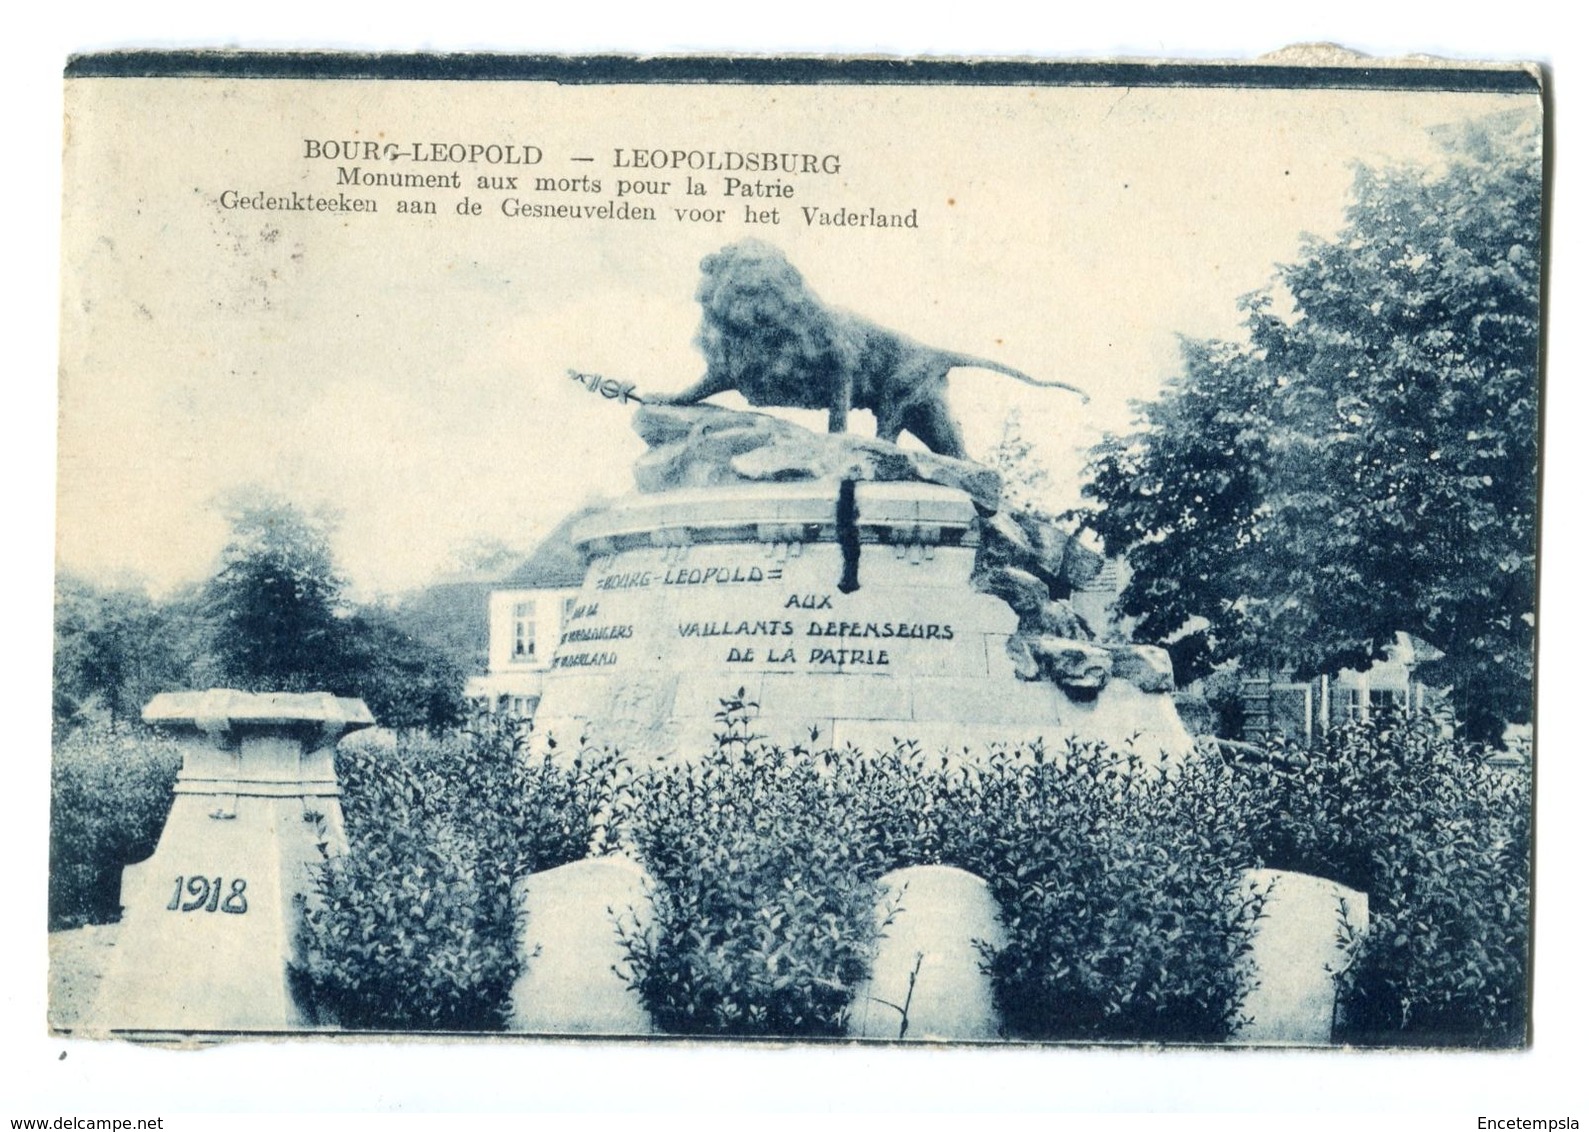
[{"left": 167, "top": 875, "right": 248, "bottom": 915}]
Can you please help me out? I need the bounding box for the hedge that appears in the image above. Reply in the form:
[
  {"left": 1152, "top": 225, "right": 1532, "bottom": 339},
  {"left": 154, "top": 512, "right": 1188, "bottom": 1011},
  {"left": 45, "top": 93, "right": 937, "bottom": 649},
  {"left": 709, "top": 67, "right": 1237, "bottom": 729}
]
[
  {"left": 50, "top": 704, "right": 1530, "bottom": 1044},
  {"left": 49, "top": 723, "right": 181, "bottom": 931}
]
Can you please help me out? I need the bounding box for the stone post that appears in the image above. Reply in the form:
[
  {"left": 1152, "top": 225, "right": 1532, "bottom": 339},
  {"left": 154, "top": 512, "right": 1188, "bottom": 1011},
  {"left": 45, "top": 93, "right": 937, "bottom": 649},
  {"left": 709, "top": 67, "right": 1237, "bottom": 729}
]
[
  {"left": 507, "top": 855, "right": 656, "bottom": 1035},
  {"left": 848, "top": 865, "right": 1007, "bottom": 1041},
  {"left": 1230, "top": 868, "right": 1370, "bottom": 1045},
  {"left": 95, "top": 690, "right": 374, "bottom": 1033}
]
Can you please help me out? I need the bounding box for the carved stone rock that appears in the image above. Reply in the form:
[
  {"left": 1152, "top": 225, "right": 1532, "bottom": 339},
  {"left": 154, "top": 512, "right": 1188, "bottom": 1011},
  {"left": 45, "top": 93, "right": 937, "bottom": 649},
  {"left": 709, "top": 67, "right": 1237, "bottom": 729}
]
[
  {"left": 1106, "top": 644, "right": 1177, "bottom": 694},
  {"left": 1230, "top": 869, "right": 1369, "bottom": 1045},
  {"left": 508, "top": 856, "right": 655, "bottom": 1035},
  {"left": 1012, "top": 510, "right": 1104, "bottom": 596},
  {"left": 974, "top": 565, "right": 1050, "bottom": 623},
  {"left": 848, "top": 866, "right": 1007, "bottom": 1041},
  {"left": 1005, "top": 633, "right": 1043, "bottom": 681},
  {"left": 1035, "top": 598, "right": 1087, "bottom": 639},
  {"left": 632, "top": 403, "right": 1003, "bottom": 512},
  {"left": 1030, "top": 638, "right": 1114, "bottom": 691},
  {"left": 975, "top": 510, "right": 1036, "bottom": 570}
]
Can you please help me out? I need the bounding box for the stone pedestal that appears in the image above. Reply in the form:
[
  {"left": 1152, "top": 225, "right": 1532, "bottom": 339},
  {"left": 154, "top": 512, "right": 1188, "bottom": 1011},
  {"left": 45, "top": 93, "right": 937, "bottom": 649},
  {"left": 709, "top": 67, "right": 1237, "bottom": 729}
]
[
  {"left": 848, "top": 866, "right": 1007, "bottom": 1041},
  {"left": 96, "top": 690, "right": 373, "bottom": 1033},
  {"left": 531, "top": 482, "right": 1192, "bottom": 764},
  {"left": 1231, "top": 868, "right": 1370, "bottom": 1045}
]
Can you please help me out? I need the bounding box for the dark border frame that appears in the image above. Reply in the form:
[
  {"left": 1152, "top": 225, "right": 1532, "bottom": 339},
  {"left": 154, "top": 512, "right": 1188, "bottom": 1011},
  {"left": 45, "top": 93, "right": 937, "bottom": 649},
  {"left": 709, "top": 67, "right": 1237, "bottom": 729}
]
[{"left": 64, "top": 53, "right": 1540, "bottom": 93}]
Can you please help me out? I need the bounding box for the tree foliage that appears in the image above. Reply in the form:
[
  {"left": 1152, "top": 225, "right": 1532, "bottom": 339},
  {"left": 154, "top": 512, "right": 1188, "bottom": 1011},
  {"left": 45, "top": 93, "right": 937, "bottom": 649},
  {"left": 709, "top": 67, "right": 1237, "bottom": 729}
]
[
  {"left": 333, "top": 609, "right": 469, "bottom": 732},
  {"left": 53, "top": 575, "right": 201, "bottom": 727},
  {"left": 1082, "top": 114, "right": 1541, "bottom": 742},
  {"left": 54, "top": 492, "right": 467, "bottom": 732},
  {"left": 202, "top": 493, "right": 348, "bottom": 692},
  {"left": 984, "top": 408, "right": 1058, "bottom": 517},
  {"left": 198, "top": 493, "right": 466, "bottom": 729}
]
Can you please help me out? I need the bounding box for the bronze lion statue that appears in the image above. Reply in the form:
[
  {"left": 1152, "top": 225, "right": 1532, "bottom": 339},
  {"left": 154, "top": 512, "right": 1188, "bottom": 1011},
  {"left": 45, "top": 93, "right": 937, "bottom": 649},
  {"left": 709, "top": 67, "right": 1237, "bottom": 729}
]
[{"left": 649, "top": 240, "right": 1087, "bottom": 459}]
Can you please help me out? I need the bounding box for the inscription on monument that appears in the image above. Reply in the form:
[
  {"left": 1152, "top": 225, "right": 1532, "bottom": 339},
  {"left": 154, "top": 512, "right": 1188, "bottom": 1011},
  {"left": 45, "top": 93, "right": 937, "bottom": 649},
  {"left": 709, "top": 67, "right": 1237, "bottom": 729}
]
[
  {"left": 591, "top": 562, "right": 787, "bottom": 591},
  {"left": 723, "top": 647, "right": 895, "bottom": 666},
  {"left": 662, "top": 565, "right": 782, "bottom": 586},
  {"left": 809, "top": 648, "right": 891, "bottom": 666},
  {"left": 166, "top": 875, "right": 251, "bottom": 915},
  {"left": 677, "top": 620, "right": 795, "bottom": 638},
  {"left": 594, "top": 571, "right": 653, "bottom": 591},
  {"left": 807, "top": 620, "right": 954, "bottom": 640},
  {"left": 551, "top": 651, "right": 620, "bottom": 669},
  {"left": 786, "top": 593, "right": 834, "bottom": 609},
  {"left": 560, "top": 624, "right": 634, "bottom": 644},
  {"left": 629, "top": 578, "right": 964, "bottom": 669}
]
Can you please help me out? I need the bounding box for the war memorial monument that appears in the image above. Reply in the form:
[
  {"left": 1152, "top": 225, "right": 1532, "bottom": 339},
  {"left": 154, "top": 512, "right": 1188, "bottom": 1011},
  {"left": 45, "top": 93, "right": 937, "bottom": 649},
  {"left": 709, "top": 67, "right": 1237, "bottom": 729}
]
[
  {"left": 94, "top": 239, "right": 1375, "bottom": 1043},
  {"left": 533, "top": 240, "right": 1189, "bottom": 764}
]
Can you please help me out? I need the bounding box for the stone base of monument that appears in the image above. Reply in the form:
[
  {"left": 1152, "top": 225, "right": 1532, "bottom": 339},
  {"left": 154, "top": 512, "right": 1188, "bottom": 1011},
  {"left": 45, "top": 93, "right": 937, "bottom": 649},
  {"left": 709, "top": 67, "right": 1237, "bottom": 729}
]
[
  {"left": 92, "top": 691, "right": 373, "bottom": 1035},
  {"left": 848, "top": 866, "right": 1007, "bottom": 1042},
  {"left": 1230, "top": 868, "right": 1370, "bottom": 1045},
  {"left": 507, "top": 856, "right": 655, "bottom": 1035},
  {"left": 530, "top": 480, "right": 1192, "bottom": 764}
]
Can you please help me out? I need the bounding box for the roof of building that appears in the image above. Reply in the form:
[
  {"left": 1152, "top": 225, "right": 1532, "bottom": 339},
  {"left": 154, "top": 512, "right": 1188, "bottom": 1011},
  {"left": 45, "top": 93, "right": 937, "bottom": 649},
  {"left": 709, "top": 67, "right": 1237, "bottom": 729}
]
[{"left": 498, "top": 506, "right": 601, "bottom": 590}]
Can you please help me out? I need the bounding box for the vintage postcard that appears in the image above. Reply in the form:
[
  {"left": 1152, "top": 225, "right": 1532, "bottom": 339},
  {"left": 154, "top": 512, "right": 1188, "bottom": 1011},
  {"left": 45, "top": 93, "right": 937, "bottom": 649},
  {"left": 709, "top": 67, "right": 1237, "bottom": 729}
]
[{"left": 52, "top": 53, "right": 1542, "bottom": 1055}]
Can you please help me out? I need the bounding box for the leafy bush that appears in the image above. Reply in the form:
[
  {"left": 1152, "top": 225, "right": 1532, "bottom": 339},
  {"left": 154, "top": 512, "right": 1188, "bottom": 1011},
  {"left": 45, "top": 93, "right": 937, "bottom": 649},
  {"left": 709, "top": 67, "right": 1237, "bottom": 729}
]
[
  {"left": 295, "top": 714, "right": 625, "bottom": 1031},
  {"left": 934, "top": 741, "right": 1263, "bottom": 1042},
  {"left": 1239, "top": 716, "right": 1530, "bottom": 1046},
  {"left": 618, "top": 694, "right": 1262, "bottom": 1042},
  {"left": 288, "top": 699, "right": 1527, "bottom": 1047},
  {"left": 618, "top": 696, "right": 893, "bottom": 1037},
  {"left": 49, "top": 723, "right": 182, "bottom": 930}
]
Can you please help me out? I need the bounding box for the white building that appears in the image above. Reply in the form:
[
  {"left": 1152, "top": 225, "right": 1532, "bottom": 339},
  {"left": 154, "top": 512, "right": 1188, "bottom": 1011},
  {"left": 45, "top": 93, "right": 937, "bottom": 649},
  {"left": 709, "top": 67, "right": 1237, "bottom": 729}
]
[
  {"left": 464, "top": 508, "right": 593, "bottom": 718},
  {"left": 1068, "top": 555, "right": 1450, "bottom": 745},
  {"left": 1233, "top": 632, "right": 1447, "bottom": 745}
]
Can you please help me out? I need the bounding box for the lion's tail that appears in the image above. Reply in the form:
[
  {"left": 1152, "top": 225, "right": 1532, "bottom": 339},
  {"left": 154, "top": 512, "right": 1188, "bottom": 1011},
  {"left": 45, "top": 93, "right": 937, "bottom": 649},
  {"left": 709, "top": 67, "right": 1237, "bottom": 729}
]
[{"left": 939, "top": 352, "right": 1089, "bottom": 402}]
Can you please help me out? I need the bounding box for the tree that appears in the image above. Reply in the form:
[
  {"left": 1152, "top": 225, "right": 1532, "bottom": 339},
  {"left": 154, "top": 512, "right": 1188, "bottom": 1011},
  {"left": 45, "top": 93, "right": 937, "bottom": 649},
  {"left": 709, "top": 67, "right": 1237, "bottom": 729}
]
[
  {"left": 53, "top": 575, "right": 193, "bottom": 727},
  {"left": 332, "top": 610, "right": 468, "bottom": 732},
  {"left": 1082, "top": 114, "right": 1541, "bottom": 743},
  {"left": 199, "top": 492, "right": 465, "bottom": 729},
  {"left": 202, "top": 493, "right": 348, "bottom": 692},
  {"left": 984, "top": 408, "right": 1058, "bottom": 517}
]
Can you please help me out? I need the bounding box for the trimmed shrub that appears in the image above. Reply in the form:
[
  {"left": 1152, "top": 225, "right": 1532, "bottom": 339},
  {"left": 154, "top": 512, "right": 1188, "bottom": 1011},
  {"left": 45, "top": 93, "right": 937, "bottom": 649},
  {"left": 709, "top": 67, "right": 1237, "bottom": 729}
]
[
  {"left": 1239, "top": 716, "right": 1531, "bottom": 1047},
  {"left": 289, "top": 700, "right": 1527, "bottom": 1046},
  {"left": 49, "top": 723, "right": 181, "bottom": 931},
  {"left": 295, "top": 714, "right": 626, "bottom": 1031},
  {"left": 619, "top": 694, "right": 1262, "bottom": 1041},
  {"left": 618, "top": 695, "right": 900, "bottom": 1037},
  {"left": 937, "top": 741, "right": 1263, "bottom": 1042}
]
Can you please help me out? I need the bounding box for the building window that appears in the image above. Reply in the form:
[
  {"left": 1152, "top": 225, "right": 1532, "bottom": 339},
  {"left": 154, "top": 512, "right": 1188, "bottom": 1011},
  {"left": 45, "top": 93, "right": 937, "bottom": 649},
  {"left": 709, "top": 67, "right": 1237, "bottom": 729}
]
[
  {"left": 513, "top": 696, "right": 539, "bottom": 719},
  {"left": 1328, "top": 683, "right": 1367, "bottom": 726},
  {"left": 1368, "top": 688, "right": 1405, "bottom": 719},
  {"left": 512, "top": 601, "right": 535, "bottom": 661}
]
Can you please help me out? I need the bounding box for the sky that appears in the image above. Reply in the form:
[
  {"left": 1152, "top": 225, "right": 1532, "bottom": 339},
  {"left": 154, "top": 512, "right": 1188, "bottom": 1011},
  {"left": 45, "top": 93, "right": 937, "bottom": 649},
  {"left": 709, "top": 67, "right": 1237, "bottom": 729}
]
[{"left": 55, "top": 74, "right": 1531, "bottom": 599}]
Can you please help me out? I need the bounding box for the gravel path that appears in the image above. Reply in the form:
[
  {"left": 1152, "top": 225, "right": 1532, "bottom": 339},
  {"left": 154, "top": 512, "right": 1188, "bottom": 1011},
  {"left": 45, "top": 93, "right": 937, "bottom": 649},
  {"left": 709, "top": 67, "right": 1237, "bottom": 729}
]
[{"left": 48, "top": 923, "right": 120, "bottom": 1033}]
